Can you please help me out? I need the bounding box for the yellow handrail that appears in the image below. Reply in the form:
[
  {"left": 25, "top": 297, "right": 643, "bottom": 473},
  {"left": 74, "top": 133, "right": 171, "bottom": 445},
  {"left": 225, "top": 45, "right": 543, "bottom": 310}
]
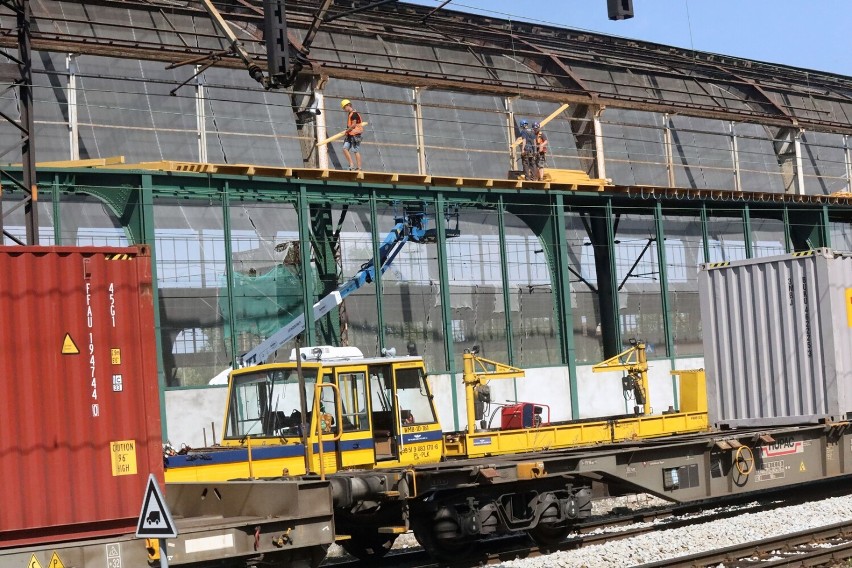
[{"left": 313, "top": 382, "right": 343, "bottom": 480}]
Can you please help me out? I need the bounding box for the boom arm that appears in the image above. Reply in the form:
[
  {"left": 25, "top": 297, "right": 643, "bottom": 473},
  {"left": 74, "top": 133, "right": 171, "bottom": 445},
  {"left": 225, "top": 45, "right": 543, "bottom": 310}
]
[
  {"left": 240, "top": 213, "right": 437, "bottom": 367},
  {"left": 592, "top": 341, "right": 649, "bottom": 415}
]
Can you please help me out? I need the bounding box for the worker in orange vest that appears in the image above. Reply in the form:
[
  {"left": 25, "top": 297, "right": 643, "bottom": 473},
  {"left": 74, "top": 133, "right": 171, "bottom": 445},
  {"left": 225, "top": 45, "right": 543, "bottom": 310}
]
[
  {"left": 534, "top": 121, "right": 548, "bottom": 177},
  {"left": 341, "top": 99, "right": 364, "bottom": 171}
]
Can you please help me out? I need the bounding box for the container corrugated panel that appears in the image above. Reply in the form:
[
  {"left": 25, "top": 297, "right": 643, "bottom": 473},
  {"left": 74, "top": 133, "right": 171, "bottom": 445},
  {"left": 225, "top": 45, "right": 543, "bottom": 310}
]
[
  {"left": 699, "top": 248, "right": 852, "bottom": 427},
  {"left": 0, "top": 246, "right": 163, "bottom": 547}
]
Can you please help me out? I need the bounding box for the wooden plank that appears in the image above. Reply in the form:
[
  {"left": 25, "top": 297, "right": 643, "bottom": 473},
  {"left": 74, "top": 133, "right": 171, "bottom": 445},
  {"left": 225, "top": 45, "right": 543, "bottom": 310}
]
[
  {"left": 512, "top": 102, "right": 570, "bottom": 148},
  {"left": 316, "top": 122, "right": 369, "bottom": 147},
  {"left": 36, "top": 156, "right": 126, "bottom": 168},
  {"left": 394, "top": 174, "right": 432, "bottom": 184},
  {"left": 429, "top": 175, "right": 464, "bottom": 187}
]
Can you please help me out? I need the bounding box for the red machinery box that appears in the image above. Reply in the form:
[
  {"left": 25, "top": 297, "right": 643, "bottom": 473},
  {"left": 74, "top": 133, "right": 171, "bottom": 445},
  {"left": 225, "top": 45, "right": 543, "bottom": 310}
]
[{"left": 500, "top": 403, "right": 548, "bottom": 430}]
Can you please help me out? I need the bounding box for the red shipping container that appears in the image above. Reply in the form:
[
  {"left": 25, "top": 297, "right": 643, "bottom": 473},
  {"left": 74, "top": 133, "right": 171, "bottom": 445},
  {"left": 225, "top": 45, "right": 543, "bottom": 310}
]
[{"left": 0, "top": 246, "right": 163, "bottom": 547}]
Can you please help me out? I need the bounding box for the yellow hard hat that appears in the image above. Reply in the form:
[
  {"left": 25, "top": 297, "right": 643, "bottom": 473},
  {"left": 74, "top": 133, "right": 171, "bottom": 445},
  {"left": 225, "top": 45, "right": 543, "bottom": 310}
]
[{"left": 340, "top": 99, "right": 351, "bottom": 108}]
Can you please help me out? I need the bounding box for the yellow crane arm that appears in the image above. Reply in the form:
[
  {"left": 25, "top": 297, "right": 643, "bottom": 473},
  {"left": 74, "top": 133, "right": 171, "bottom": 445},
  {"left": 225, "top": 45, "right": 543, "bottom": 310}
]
[{"left": 592, "top": 342, "right": 650, "bottom": 415}]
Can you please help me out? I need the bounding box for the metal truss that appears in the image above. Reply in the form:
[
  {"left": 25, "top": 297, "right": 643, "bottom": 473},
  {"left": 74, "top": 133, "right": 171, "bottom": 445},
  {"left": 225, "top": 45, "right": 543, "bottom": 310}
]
[
  {"left": 0, "top": 0, "right": 849, "bottom": 136},
  {"left": 0, "top": 0, "right": 37, "bottom": 245}
]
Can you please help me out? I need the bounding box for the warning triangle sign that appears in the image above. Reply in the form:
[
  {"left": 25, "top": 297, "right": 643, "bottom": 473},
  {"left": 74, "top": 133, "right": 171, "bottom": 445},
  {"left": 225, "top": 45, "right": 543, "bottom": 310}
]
[
  {"left": 136, "top": 474, "right": 178, "bottom": 538},
  {"left": 61, "top": 333, "right": 80, "bottom": 355}
]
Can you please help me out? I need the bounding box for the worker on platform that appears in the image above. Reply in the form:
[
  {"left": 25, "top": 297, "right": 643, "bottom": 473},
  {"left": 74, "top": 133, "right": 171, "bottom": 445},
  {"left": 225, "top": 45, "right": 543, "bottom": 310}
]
[
  {"left": 514, "top": 119, "right": 539, "bottom": 182},
  {"left": 534, "top": 121, "right": 548, "bottom": 177},
  {"left": 341, "top": 99, "right": 364, "bottom": 171}
]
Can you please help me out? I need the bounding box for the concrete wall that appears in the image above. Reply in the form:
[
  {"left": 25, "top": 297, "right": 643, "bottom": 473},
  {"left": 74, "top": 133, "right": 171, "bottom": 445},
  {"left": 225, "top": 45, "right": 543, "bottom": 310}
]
[
  {"left": 164, "top": 357, "right": 708, "bottom": 443},
  {"left": 165, "top": 387, "right": 228, "bottom": 448}
]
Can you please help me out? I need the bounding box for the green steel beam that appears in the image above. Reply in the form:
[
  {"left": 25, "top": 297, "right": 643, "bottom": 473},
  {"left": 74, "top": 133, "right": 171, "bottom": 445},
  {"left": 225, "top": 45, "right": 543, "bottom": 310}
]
[
  {"left": 297, "top": 185, "right": 316, "bottom": 347},
  {"left": 822, "top": 205, "right": 832, "bottom": 249},
  {"left": 605, "top": 199, "right": 622, "bottom": 353},
  {"left": 788, "top": 209, "right": 827, "bottom": 250},
  {"left": 655, "top": 202, "right": 678, "bottom": 408},
  {"left": 497, "top": 196, "right": 515, "bottom": 367},
  {"left": 221, "top": 182, "right": 239, "bottom": 371},
  {"left": 654, "top": 203, "right": 674, "bottom": 358},
  {"left": 139, "top": 174, "right": 170, "bottom": 440},
  {"left": 309, "top": 203, "right": 342, "bottom": 345},
  {"left": 783, "top": 206, "right": 792, "bottom": 253},
  {"left": 51, "top": 174, "right": 61, "bottom": 244},
  {"left": 370, "top": 192, "right": 386, "bottom": 352},
  {"left": 552, "top": 194, "right": 580, "bottom": 418},
  {"left": 700, "top": 203, "right": 710, "bottom": 263},
  {"left": 743, "top": 205, "right": 753, "bottom": 259},
  {"left": 435, "top": 193, "right": 459, "bottom": 431}
]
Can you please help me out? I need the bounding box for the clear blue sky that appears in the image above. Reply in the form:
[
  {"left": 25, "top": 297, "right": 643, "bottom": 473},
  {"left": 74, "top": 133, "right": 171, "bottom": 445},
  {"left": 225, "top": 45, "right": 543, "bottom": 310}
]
[{"left": 406, "top": 0, "right": 851, "bottom": 77}]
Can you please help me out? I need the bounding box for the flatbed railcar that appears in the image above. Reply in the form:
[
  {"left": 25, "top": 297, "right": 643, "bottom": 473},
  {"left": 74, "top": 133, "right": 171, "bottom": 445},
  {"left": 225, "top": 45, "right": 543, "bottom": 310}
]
[{"left": 165, "top": 344, "right": 852, "bottom": 562}]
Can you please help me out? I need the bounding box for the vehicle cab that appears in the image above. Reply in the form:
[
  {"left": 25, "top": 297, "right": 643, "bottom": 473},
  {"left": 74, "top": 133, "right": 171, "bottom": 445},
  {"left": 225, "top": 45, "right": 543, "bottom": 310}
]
[{"left": 165, "top": 347, "right": 444, "bottom": 482}]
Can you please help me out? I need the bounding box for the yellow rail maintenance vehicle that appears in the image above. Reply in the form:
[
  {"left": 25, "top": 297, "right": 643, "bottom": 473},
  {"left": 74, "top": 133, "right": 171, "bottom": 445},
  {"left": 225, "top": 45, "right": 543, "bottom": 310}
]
[
  {"left": 166, "top": 346, "right": 446, "bottom": 482},
  {"left": 164, "top": 343, "right": 710, "bottom": 561},
  {"left": 166, "top": 342, "right": 709, "bottom": 483}
]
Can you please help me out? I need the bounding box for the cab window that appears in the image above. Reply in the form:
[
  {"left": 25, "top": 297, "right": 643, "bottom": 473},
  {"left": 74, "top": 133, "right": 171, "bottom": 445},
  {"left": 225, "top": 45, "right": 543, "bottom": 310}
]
[
  {"left": 337, "top": 371, "right": 369, "bottom": 432},
  {"left": 226, "top": 367, "right": 318, "bottom": 438},
  {"left": 395, "top": 367, "right": 436, "bottom": 425}
]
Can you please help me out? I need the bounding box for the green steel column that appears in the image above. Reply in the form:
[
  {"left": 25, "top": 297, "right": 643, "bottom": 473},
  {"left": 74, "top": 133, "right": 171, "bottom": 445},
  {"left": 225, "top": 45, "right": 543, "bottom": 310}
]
[
  {"left": 743, "top": 205, "right": 753, "bottom": 259},
  {"left": 654, "top": 203, "right": 674, "bottom": 358},
  {"left": 822, "top": 205, "right": 832, "bottom": 249},
  {"left": 52, "top": 174, "right": 61, "bottom": 244},
  {"left": 654, "top": 202, "right": 677, "bottom": 408},
  {"left": 783, "top": 206, "right": 792, "bottom": 253},
  {"left": 789, "top": 210, "right": 825, "bottom": 250},
  {"left": 297, "top": 185, "right": 316, "bottom": 347},
  {"left": 310, "top": 203, "right": 341, "bottom": 345},
  {"left": 552, "top": 194, "right": 580, "bottom": 418},
  {"left": 140, "top": 175, "right": 169, "bottom": 441},
  {"left": 700, "top": 203, "right": 710, "bottom": 263},
  {"left": 497, "top": 197, "right": 515, "bottom": 366},
  {"left": 221, "top": 182, "right": 239, "bottom": 368},
  {"left": 605, "top": 199, "right": 622, "bottom": 351},
  {"left": 435, "top": 193, "right": 459, "bottom": 431},
  {"left": 369, "top": 192, "right": 386, "bottom": 351}
]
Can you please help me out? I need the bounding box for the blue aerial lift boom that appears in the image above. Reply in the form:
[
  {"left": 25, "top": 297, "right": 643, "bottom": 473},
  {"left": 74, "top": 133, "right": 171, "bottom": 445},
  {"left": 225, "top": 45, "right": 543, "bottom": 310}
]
[{"left": 237, "top": 211, "right": 456, "bottom": 368}]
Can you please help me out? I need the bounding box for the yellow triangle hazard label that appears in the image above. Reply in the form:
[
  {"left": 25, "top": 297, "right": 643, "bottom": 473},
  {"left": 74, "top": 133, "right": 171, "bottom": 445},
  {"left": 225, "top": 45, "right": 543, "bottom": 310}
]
[
  {"left": 800, "top": 461, "right": 807, "bottom": 472},
  {"left": 28, "top": 554, "right": 43, "bottom": 568},
  {"left": 48, "top": 552, "right": 66, "bottom": 568},
  {"left": 61, "top": 333, "right": 80, "bottom": 355}
]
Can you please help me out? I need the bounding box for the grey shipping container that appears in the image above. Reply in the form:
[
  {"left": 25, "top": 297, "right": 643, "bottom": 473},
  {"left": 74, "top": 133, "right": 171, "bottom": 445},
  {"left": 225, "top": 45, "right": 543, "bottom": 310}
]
[{"left": 699, "top": 249, "right": 852, "bottom": 427}]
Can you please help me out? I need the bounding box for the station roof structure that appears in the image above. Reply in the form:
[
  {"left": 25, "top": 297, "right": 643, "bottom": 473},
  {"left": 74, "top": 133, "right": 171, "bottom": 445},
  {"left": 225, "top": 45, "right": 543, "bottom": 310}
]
[{"left": 8, "top": 0, "right": 851, "bottom": 134}]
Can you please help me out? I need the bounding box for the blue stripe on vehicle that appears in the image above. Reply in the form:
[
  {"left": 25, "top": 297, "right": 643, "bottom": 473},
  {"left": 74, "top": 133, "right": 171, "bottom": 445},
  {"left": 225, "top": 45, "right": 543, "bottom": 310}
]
[
  {"left": 165, "top": 444, "right": 306, "bottom": 468},
  {"left": 166, "top": 437, "right": 376, "bottom": 469}
]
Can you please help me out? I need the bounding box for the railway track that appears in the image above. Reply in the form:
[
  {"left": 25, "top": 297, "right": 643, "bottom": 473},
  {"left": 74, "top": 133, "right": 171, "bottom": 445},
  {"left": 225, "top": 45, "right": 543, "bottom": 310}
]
[
  {"left": 641, "top": 519, "right": 852, "bottom": 567},
  {"left": 326, "top": 483, "right": 852, "bottom": 567}
]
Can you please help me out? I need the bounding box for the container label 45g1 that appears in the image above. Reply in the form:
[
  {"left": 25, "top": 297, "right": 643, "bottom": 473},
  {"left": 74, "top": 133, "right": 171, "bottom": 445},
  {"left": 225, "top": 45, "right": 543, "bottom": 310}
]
[{"left": 110, "top": 440, "right": 138, "bottom": 476}]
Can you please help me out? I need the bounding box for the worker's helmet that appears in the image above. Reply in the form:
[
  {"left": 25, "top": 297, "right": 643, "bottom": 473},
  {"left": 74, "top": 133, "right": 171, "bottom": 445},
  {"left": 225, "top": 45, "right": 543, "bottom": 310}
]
[
  {"left": 519, "top": 119, "right": 529, "bottom": 127},
  {"left": 533, "top": 122, "right": 541, "bottom": 130},
  {"left": 340, "top": 99, "right": 351, "bottom": 108}
]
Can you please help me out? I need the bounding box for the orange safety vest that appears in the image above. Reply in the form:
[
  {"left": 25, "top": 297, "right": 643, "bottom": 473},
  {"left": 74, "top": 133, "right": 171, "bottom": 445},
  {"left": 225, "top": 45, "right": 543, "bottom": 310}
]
[
  {"left": 536, "top": 132, "right": 547, "bottom": 153},
  {"left": 347, "top": 111, "right": 363, "bottom": 135}
]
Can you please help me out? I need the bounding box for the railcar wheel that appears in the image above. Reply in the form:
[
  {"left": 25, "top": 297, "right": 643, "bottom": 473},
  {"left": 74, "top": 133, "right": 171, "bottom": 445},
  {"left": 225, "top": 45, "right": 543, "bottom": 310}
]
[
  {"left": 412, "top": 521, "right": 476, "bottom": 562},
  {"left": 339, "top": 531, "right": 397, "bottom": 560},
  {"left": 527, "top": 523, "right": 572, "bottom": 547}
]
